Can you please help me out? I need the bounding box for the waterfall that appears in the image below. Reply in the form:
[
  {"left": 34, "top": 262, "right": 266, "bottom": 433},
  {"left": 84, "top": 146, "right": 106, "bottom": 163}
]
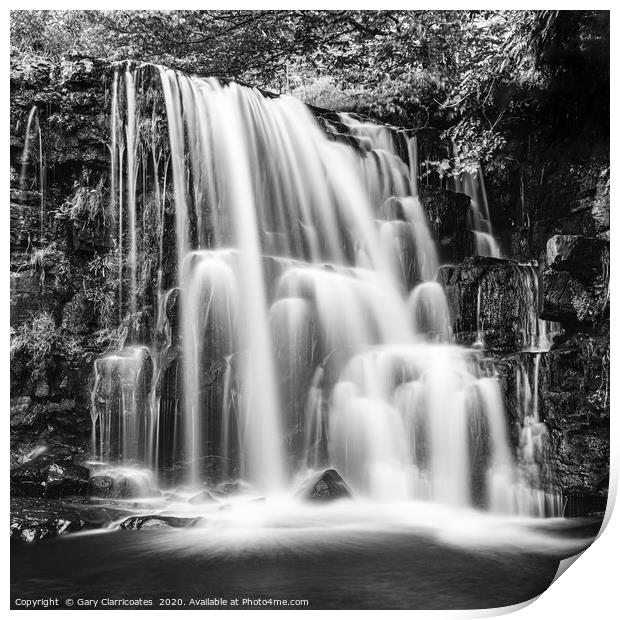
[
  {"left": 451, "top": 158, "right": 501, "bottom": 258},
  {"left": 90, "top": 64, "right": 560, "bottom": 516},
  {"left": 20, "top": 106, "right": 45, "bottom": 246},
  {"left": 516, "top": 263, "right": 563, "bottom": 352},
  {"left": 124, "top": 67, "right": 139, "bottom": 319},
  {"left": 90, "top": 346, "right": 151, "bottom": 463},
  {"left": 513, "top": 354, "right": 564, "bottom": 516}
]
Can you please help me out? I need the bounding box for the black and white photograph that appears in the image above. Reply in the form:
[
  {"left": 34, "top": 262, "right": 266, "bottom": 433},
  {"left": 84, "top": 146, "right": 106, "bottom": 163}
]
[{"left": 8, "top": 8, "right": 612, "bottom": 612}]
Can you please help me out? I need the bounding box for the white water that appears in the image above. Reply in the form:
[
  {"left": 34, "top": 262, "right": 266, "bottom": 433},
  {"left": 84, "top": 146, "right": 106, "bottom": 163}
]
[
  {"left": 452, "top": 164, "right": 502, "bottom": 258},
  {"left": 472, "top": 261, "right": 563, "bottom": 352},
  {"left": 90, "top": 346, "right": 151, "bottom": 463},
  {"left": 90, "top": 65, "right": 562, "bottom": 517},
  {"left": 20, "top": 105, "right": 45, "bottom": 245},
  {"left": 124, "top": 67, "right": 139, "bottom": 318}
]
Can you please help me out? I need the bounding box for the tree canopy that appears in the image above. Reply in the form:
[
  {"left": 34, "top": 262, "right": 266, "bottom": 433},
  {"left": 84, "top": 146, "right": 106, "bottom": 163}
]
[{"left": 10, "top": 10, "right": 609, "bottom": 173}]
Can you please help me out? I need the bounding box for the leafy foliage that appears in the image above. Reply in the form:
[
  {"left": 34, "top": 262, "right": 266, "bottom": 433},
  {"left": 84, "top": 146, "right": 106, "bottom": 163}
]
[
  {"left": 10, "top": 10, "right": 608, "bottom": 174},
  {"left": 10, "top": 311, "right": 59, "bottom": 366},
  {"left": 27, "top": 242, "right": 74, "bottom": 298},
  {"left": 56, "top": 171, "right": 112, "bottom": 232},
  {"left": 82, "top": 251, "right": 120, "bottom": 332}
]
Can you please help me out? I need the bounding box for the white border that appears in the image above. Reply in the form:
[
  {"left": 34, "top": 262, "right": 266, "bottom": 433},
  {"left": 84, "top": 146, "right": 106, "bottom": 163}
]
[{"left": 3, "top": 3, "right": 616, "bottom": 618}]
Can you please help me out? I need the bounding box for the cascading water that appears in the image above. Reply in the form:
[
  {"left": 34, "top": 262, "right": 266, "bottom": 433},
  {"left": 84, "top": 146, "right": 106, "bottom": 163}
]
[
  {"left": 513, "top": 353, "right": 564, "bottom": 516},
  {"left": 452, "top": 165, "right": 502, "bottom": 258},
  {"left": 447, "top": 139, "right": 501, "bottom": 258},
  {"left": 89, "top": 64, "right": 561, "bottom": 517},
  {"left": 471, "top": 260, "right": 563, "bottom": 353},
  {"left": 20, "top": 105, "right": 45, "bottom": 246},
  {"left": 90, "top": 346, "right": 151, "bottom": 463},
  {"left": 515, "top": 263, "right": 563, "bottom": 352}
]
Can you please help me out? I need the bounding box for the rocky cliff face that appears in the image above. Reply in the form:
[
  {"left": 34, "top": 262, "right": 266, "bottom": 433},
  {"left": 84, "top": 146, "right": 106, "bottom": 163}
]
[
  {"left": 10, "top": 54, "right": 112, "bottom": 466},
  {"left": 485, "top": 122, "right": 609, "bottom": 263},
  {"left": 538, "top": 233, "right": 610, "bottom": 515}
]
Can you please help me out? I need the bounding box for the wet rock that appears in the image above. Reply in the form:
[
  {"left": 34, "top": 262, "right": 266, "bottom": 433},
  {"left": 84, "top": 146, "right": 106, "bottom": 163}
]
[
  {"left": 500, "top": 154, "right": 610, "bottom": 260},
  {"left": 438, "top": 257, "right": 541, "bottom": 352},
  {"left": 538, "top": 328, "right": 610, "bottom": 510},
  {"left": 489, "top": 324, "right": 609, "bottom": 515},
  {"left": 188, "top": 491, "right": 217, "bottom": 505},
  {"left": 563, "top": 491, "right": 608, "bottom": 518},
  {"left": 88, "top": 475, "right": 153, "bottom": 500},
  {"left": 419, "top": 186, "right": 474, "bottom": 263},
  {"left": 46, "top": 399, "right": 77, "bottom": 427},
  {"left": 10, "top": 454, "right": 89, "bottom": 499},
  {"left": 540, "top": 235, "right": 609, "bottom": 324},
  {"left": 132, "top": 518, "right": 174, "bottom": 530},
  {"left": 297, "top": 469, "right": 353, "bottom": 502},
  {"left": 10, "top": 497, "right": 130, "bottom": 544},
  {"left": 119, "top": 515, "right": 204, "bottom": 530},
  {"left": 46, "top": 462, "right": 89, "bottom": 498},
  {"left": 10, "top": 396, "right": 35, "bottom": 427},
  {"left": 45, "top": 112, "right": 108, "bottom": 165},
  {"left": 540, "top": 270, "right": 585, "bottom": 322},
  {"left": 546, "top": 235, "right": 607, "bottom": 280}
]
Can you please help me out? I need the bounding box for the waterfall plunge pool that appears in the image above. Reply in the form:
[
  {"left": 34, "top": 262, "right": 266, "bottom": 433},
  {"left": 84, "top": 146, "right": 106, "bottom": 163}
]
[{"left": 10, "top": 498, "right": 601, "bottom": 610}]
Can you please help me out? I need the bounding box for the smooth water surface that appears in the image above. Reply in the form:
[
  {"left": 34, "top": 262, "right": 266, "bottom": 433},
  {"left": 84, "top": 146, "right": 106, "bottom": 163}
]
[{"left": 11, "top": 500, "right": 601, "bottom": 610}]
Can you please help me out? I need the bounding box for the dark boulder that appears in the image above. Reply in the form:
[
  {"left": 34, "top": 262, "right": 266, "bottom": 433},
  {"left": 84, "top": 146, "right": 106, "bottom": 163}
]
[
  {"left": 540, "top": 235, "right": 609, "bottom": 324},
  {"left": 297, "top": 469, "right": 353, "bottom": 502},
  {"left": 540, "top": 269, "right": 590, "bottom": 323},
  {"left": 438, "top": 257, "right": 542, "bottom": 352},
  {"left": 10, "top": 454, "right": 89, "bottom": 499},
  {"left": 119, "top": 515, "right": 204, "bottom": 530},
  {"left": 10, "top": 497, "right": 130, "bottom": 544},
  {"left": 88, "top": 474, "right": 155, "bottom": 499},
  {"left": 545, "top": 234, "right": 607, "bottom": 281}
]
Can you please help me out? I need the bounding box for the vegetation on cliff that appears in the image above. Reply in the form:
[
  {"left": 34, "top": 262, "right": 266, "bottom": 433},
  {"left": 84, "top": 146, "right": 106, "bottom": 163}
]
[{"left": 11, "top": 10, "right": 609, "bottom": 173}]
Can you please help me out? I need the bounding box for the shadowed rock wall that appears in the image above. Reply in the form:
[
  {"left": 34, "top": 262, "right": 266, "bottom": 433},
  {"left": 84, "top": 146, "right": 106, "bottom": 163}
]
[{"left": 10, "top": 54, "right": 111, "bottom": 466}]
